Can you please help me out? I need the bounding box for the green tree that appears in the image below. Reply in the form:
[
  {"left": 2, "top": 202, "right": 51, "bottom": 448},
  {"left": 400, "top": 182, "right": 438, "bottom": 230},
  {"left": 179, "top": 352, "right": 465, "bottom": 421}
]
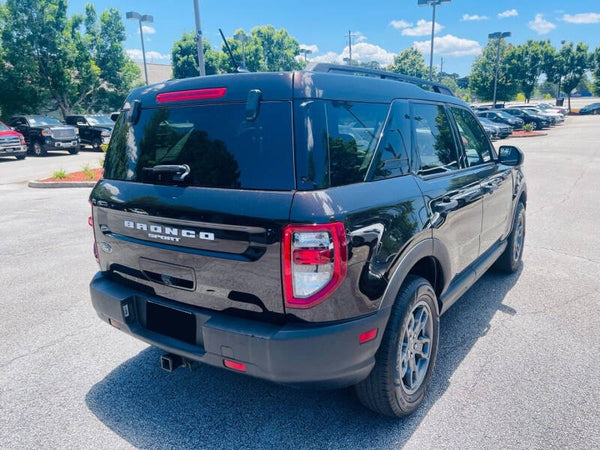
[
  {"left": 387, "top": 48, "right": 428, "bottom": 78},
  {"left": 0, "top": 0, "right": 140, "bottom": 118},
  {"left": 220, "top": 26, "right": 303, "bottom": 73},
  {"left": 469, "top": 39, "right": 518, "bottom": 102},
  {"left": 545, "top": 42, "right": 590, "bottom": 110},
  {"left": 171, "top": 32, "right": 222, "bottom": 78},
  {"left": 590, "top": 47, "right": 600, "bottom": 96},
  {"left": 505, "top": 40, "right": 553, "bottom": 103}
]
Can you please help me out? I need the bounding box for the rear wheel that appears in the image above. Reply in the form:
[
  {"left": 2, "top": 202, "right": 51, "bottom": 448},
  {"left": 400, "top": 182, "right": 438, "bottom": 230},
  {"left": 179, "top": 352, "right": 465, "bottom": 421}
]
[
  {"left": 530, "top": 122, "right": 537, "bottom": 130},
  {"left": 91, "top": 137, "right": 102, "bottom": 151},
  {"left": 355, "top": 275, "right": 439, "bottom": 417},
  {"left": 68, "top": 147, "right": 79, "bottom": 155},
  {"left": 31, "top": 141, "right": 46, "bottom": 156},
  {"left": 495, "top": 202, "right": 526, "bottom": 273}
]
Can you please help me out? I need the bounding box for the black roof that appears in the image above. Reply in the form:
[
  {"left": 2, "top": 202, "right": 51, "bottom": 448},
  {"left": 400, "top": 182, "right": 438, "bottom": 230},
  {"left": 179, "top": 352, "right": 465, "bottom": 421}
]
[{"left": 123, "top": 69, "right": 467, "bottom": 110}]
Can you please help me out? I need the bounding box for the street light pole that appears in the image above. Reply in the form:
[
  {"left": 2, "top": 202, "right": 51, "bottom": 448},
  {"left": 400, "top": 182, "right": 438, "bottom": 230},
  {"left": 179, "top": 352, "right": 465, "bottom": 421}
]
[
  {"left": 418, "top": 0, "right": 451, "bottom": 81},
  {"left": 300, "top": 48, "right": 312, "bottom": 63},
  {"left": 193, "top": 0, "right": 206, "bottom": 76},
  {"left": 488, "top": 31, "right": 511, "bottom": 108},
  {"left": 126, "top": 11, "right": 154, "bottom": 85},
  {"left": 234, "top": 31, "right": 251, "bottom": 70}
]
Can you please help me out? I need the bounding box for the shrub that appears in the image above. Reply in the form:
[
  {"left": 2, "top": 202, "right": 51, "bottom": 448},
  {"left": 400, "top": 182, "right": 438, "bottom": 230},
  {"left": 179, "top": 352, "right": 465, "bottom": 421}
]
[
  {"left": 523, "top": 123, "right": 534, "bottom": 132},
  {"left": 516, "top": 93, "right": 526, "bottom": 102}
]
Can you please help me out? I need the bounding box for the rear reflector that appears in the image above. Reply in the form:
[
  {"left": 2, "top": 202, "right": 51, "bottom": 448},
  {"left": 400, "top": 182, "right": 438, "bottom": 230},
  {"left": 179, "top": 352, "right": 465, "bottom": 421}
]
[
  {"left": 359, "top": 328, "right": 378, "bottom": 344},
  {"left": 223, "top": 359, "right": 246, "bottom": 372},
  {"left": 88, "top": 216, "right": 93, "bottom": 227},
  {"left": 156, "top": 87, "right": 226, "bottom": 103}
]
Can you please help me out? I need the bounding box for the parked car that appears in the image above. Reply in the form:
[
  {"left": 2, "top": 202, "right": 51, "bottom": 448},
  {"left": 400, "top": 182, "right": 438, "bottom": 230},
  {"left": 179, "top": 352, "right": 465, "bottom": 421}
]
[
  {"left": 0, "top": 121, "right": 27, "bottom": 160},
  {"left": 536, "top": 103, "right": 568, "bottom": 116},
  {"left": 478, "top": 118, "right": 500, "bottom": 139},
  {"left": 502, "top": 108, "right": 550, "bottom": 130},
  {"left": 579, "top": 102, "right": 600, "bottom": 115},
  {"left": 477, "top": 110, "right": 523, "bottom": 129},
  {"left": 515, "top": 105, "right": 563, "bottom": 125},
  {"left": 89, "top": 64, "right": 526, "bottom": 418},
  {"left": 7, "top": 115, "right": 80, "bottom": 156},
  {"left": 478, "top": 117, "right": 512, "bottom": 139},
  {"left": 65, "top": 115, "right": 113, "bottom": 150}
]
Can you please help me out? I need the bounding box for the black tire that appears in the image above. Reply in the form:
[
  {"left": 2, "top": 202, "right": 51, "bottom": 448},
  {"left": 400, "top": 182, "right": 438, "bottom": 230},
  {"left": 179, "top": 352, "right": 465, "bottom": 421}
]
[
  {"left": 15, "top": 154, "right": 26, "bottom": 160},
  {"left": 530, "top": 121, "right": 537, "bottom": 130},
  {"left": 68, "top": 147, "right": 79, "bottom": 155},
  {"left": 91, "top": 138, "right": 102, "bottom": 151},
  {"left": 494, "top": 201, "right": 526, "bottom": 273},
  {"left": 31, "top": 140, "right": 46, "bottom": 156},
  {"left": 355, "top": 275, "right": 439, "bottom": 417}
]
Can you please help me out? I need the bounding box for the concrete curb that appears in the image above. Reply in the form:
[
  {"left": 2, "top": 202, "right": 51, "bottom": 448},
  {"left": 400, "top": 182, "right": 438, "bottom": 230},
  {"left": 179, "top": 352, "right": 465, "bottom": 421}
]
[
  {"left": 508, "top": 132, "right": 548, "bottom": 138},
  {"left": 28, "top": 180, "right": 97, "bottom": 188}
]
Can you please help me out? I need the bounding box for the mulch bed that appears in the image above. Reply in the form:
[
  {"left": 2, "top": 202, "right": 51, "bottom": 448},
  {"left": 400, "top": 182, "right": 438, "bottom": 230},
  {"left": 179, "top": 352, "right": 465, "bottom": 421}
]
[
  {"left": 510, "top": 130, "right": 546, "bottom": 137},
  {"left": 40, "top": 168, "right": 103, "bottom": 182}
]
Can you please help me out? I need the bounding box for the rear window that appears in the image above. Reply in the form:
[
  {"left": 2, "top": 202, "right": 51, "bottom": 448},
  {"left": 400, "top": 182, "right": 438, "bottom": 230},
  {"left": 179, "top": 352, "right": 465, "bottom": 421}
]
[{"left": 104, "top": 102, "right": 294, "bottom": 190}]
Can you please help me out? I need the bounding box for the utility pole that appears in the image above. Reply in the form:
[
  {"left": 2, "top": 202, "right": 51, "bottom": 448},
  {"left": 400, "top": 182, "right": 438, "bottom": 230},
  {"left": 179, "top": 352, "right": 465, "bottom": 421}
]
[
  {"left": 440, "top": 57, "right": 444, "bottom": 79},
  {"left": 193, "top": 0, "right": 206, "bottom": 76},
  {"left": 346, "top": 30, "right": 358, "bottom": 66}
]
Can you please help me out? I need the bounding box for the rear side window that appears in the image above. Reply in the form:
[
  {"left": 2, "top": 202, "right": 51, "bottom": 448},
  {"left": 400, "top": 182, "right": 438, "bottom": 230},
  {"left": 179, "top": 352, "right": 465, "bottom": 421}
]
[
  {"left": 411, "top": 103, "right": 459, "bottom": 175},
  {"left": 104, "top": 102, "right": 294, "bottom": 191},
  {"left": 449, "top": 107, "right": 493, "bottom": 167},
  {"left": 326, "top": 101, "right": 388, "bottom": 187},
  {"left": 370, "top": 101, "right": 411, "bottom": 180}
]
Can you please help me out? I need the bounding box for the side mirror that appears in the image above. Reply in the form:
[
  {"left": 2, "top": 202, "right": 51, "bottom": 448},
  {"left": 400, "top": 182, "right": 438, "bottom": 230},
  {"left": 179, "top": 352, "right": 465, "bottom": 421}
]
[{"left": 498, "top": 145, "right": 524, "bottom": 166}]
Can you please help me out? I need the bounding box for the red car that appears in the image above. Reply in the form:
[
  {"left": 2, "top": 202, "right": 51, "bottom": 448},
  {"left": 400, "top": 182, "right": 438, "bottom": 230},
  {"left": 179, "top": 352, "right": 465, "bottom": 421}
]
[{"left": 0, "top": 121, "right": 27, "bottom": 160}]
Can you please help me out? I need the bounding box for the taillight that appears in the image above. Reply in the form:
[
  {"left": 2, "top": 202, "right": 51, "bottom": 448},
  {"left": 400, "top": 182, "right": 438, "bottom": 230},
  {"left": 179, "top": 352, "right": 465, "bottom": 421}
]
[{"left": 282, "top": 222, "right": 347, "bottom": 309}]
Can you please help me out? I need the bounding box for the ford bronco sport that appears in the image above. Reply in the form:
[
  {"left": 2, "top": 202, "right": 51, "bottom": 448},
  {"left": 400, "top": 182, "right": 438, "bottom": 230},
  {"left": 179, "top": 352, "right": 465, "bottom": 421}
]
[{"left": 89, "top": 64, "right": 526, "bottom": 417}]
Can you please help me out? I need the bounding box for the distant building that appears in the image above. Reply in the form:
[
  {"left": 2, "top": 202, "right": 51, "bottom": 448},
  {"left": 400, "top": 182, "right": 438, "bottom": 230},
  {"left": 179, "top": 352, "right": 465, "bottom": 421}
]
[{"left": 135, "top": 62, "right": 173, "bottom": 84}]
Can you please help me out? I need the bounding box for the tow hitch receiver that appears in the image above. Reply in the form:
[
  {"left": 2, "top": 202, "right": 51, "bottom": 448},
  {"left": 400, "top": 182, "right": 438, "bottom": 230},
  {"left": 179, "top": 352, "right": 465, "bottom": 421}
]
[{"left": 160, "top": 353, "right": 185, "bottom": 372}]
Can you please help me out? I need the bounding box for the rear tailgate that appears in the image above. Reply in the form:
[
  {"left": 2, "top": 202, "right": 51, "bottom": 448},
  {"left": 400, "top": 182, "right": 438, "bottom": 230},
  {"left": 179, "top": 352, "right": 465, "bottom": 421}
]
[{"left": 91, "top": 181, "right": 292, "bottom": 315}]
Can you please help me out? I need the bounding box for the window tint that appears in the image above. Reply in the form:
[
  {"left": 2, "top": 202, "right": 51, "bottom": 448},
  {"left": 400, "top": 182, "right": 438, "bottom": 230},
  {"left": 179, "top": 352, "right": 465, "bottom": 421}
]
[
  {"left": 104, "top": 102, "right": 295, "bottom": 190},
  {"left": 450, "top": 107, "right": 493, "bottom": 167},
  {"left": 371, "top": 101, "right": 410, "bottom": 180},
  {"left": 325, "top": 101, "right": 388, "bottom": 187},
  {"left": 411, "top": 103, "right": 459, "bottom": 175}
]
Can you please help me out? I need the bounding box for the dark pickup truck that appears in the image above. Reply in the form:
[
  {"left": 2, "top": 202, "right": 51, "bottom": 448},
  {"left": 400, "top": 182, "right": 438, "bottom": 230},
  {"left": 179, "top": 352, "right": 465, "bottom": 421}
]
[
  {"left": 65, "top": 115, "right": 113, "bottom": 150},
  {"left": 8, "top": 115, "right": 80, "bottom": 156},
  {"left": 89, "top": 65, "right": 526, "bottom": 417}
]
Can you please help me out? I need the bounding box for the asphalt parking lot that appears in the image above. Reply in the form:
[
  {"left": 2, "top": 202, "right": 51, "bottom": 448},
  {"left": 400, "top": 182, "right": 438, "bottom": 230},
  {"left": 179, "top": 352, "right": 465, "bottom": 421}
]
[{"left": 1, "top": 115, "right": 599, "bottom": 449}]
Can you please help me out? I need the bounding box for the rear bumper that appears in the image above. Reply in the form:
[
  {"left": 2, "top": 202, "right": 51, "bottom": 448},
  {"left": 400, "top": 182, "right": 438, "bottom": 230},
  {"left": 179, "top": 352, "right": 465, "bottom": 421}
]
[{"left": 90, "top": 272, "right": 390, "bottom": 388}]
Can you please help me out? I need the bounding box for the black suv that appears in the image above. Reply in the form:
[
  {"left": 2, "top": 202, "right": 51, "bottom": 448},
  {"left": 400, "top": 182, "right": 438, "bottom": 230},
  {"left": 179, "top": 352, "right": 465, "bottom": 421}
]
[
  {"left": 8, "top": 115, "right": 80, "bottom": 156},
  {"left": 65, "top": 115, "right": 113, "bottom": 150},
  {"left": 89, "top": 65, "right": 526, "bottom": 417}
]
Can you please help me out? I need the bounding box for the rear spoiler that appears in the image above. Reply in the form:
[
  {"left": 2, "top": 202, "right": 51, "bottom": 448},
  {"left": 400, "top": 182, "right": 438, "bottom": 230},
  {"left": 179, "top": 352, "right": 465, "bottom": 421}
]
[{"left": 306, "top": 63, "right": 455, "bottom": 97}]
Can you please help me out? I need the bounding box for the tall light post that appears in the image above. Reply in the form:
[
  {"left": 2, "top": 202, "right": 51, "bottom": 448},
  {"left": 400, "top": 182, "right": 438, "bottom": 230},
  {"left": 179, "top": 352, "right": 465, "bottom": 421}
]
[
  {"left": 300, "top": 48, "right": 312, "bottom": 63},
  {"left": 192, "top": 0, "right": 205, "bottom": 76},
  {"left": 418, "top": 0, "right": 451, "bottom": 81},
  {"left": 126, "top": 11, "right": 153, "bottom": 85},
  {"left": 488, "top": 31, "right": 511, "bottom": 108},
  {"left": 234, "top": 31, "right": 251, "bottom": 70},
  {"left": 346, "top": 30, "right": 358, "bottom": 66}
]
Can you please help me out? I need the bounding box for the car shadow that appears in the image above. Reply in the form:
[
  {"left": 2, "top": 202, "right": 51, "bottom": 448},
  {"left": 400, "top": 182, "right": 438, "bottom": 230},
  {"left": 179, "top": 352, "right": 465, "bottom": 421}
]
[{"left": 86, "top": 266, "right": 522, "bottom": 448}]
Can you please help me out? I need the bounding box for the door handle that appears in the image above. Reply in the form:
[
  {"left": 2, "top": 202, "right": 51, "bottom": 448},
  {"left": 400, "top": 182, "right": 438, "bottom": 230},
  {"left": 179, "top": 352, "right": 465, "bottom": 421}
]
[
  {"left": 482, "top": 183, "right": 499, "bottom": 194},
  {"left": 433, "top": 198, "right": 458, "bottom": 213}
]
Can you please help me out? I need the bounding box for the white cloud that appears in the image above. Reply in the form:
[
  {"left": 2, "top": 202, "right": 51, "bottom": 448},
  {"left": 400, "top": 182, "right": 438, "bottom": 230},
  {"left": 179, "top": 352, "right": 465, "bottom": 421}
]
[
  {"left": 462, "top": 14, "right": 489, "bottom": 21},
  {"left": 126, "top": 49, "right": 170, "bottom": 62},
  {"left": 413, "top": 34, "right": 482, "bottom": 58},
  {"left": 137, "top": 25, "right": 156, "bottom": 35},
  {"left": 299, "top": 44, "right": 319, "bottom": 54},
  {"left": 401, "top": 19, "right": 444, "bottom": 37},
  {"left": 498, "top": 9, "right": 518, "bottom": 19},
  {"left": 562, "top": 13, "right": 600, "bottom": 24},
  {"left": 311, "top": 43, "right": 395, "bottom": 66},
  {"left": 353, "top": 31, "right": 368, "bottom": 43},
  {"left": 528, "top": 14, "right": 556, "bottom": 35},
  {"left": 390, "top": 20, "right": 412, "bottom": 29}
]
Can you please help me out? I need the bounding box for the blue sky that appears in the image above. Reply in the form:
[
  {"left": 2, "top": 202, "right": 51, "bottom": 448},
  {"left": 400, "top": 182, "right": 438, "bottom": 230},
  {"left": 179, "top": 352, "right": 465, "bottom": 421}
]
[{"left": 69, "top": 1, "right": 600, "bottom": 76}]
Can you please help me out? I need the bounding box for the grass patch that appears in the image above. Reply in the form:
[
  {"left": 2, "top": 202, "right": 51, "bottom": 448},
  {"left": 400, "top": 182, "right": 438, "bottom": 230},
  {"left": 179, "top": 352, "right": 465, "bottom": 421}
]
[
  {"left": 82, "top": 164, "right": 96, "bottom": 180},
  {"left": 52, "top": 169, "right": 68, "bottom": 179}
]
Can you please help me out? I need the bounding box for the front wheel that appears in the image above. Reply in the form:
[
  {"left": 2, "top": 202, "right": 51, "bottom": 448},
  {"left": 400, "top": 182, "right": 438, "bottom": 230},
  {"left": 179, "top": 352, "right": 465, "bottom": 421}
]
[
  {"left": 68, "top": 147, "right": 80, "bottom": 155},
  {"left": 91, "top": 137, "right": 101, "bottom": 151},
  {"left": 15, "top": 154, "right": 26, "bottom": 160},
  {"left": 31, "top": 141, "right": 46, "bottom": 156},
  {"left": 355, "top": 275, "right": 439, "bottom": 417}
]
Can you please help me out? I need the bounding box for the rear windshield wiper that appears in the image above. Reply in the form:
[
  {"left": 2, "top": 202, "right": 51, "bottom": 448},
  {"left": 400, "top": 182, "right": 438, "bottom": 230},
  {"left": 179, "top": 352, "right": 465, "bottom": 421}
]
[{"left": 143, "top": 164, "right": 190, "bottom": 182}]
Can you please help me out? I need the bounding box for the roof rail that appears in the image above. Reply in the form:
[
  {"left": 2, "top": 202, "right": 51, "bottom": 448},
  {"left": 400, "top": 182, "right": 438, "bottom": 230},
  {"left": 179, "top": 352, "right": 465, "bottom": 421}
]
[{"left": 306, "top": 63, "right": 455, "bottom": 97}]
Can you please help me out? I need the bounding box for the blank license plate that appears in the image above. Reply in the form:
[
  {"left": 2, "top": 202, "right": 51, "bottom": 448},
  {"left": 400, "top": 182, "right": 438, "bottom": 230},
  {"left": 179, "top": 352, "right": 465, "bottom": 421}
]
[{"left": 146, "top": 301, "right": 196, "bottom": 345}]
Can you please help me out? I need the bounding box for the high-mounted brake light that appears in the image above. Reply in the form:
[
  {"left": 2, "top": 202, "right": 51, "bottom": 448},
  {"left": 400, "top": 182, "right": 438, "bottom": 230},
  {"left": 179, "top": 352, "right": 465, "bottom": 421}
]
[
  {"left": 282, "top": 222, "right": 347, "bottom": 309},
  {"left": 156, "top": 87, "right": 227, "bottom": 103}
]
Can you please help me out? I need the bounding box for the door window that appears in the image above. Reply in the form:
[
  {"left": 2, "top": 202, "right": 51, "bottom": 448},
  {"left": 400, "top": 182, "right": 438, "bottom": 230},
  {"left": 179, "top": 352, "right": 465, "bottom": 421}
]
[
  {"left": 450, "top": 107, "right": 493, "bottom": 167},
  {"left": 411, "top": 103, "right": 459, "bottom": 175}
]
